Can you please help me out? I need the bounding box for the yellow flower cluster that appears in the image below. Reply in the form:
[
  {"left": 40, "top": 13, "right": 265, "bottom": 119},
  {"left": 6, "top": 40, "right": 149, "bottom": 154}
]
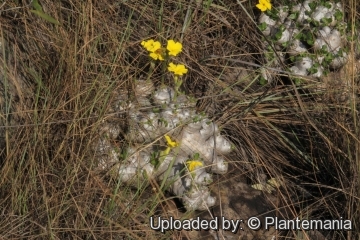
[
  {"left": 141, "top": 39, "right": 183, "bottom": 61},
  {"left": 141, "top": 39, "right": 188, "bottom": 76},
  {"left": 256, "top": 0, "right": 271, "bottom": 12},
  {"left": 141, "top": 39, "right": 164, "bottom": 60}
]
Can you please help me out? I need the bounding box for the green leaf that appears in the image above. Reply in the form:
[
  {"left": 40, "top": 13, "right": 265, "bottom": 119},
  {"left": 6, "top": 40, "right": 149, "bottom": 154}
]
[
  {"left": 324, "top": 2, "right": 332, "bottom": 9},
  {"left": 306, "top": 38, "right": 314, "bottom": 46},
  {"left": 31, "top": 0, "right": 43, "bottom": 11},
  {"left": 30, "top": 10, "right": 60, "bottom": 25},
  {"left": 294, "top": 78, "right": 302, "bottom": 85},
  {"left": 281, "top": 41, "right": 289, "bottom": 48},
  {"left": 324, "top": 53, "right": 334, "bottom": 64},
  {"left": 192, "top": 115, "right": 200, "bottom": 123},
  {"left": 312, "top": 19, "right": 320, "bottom": 27},
  {"left": 334, "top": 9, "right": 343, "bottom": 21},
  {"left": 294, "top": 32, "right": 303, "bottom": 40},
  {"left": 305, "top": 33, "right": 314, "bottom": 46},
  {"left": 193, "top": 153, "right": 200, "bottom": 160},
  {"left": 120, "top": 148, "right": 129, "bottom": 160},
  {"left": 267, "top": 9, "right": 279, "bottom": 21},
  {"left": 288, "top": 13, "right": 297, "bottom": 20},
  {"left": 150, "top": 152, "right": 159, "bottom": 167},
  {"left": 321, "top": 18, "right": 331, "bottom": 25},
  {"left": 152, "top": 107, "right": 160, "bottom": 113},
  {"left": 308, "top": 2, "right": 316, "bottom": 11},
  {"left": 321, "top": 45, "right": 328, "bottom": 53},
  {"left": 259, "top": 76, "right": 267, "bottom": 85},
  {"left": 308, "top": 66, "right": 318, "bottom": 74},
  {"left": 275, "top": 30, "right": 283, "bottom": 41},
  {"left": 258, "top": 22, "right": 267, "bottom": 32}
]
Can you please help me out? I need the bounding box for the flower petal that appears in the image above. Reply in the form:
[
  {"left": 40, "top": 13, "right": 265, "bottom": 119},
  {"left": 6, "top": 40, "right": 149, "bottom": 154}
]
[
  {"left": 168, "top": 62, "right": 176, "bottom": 72},
  {"left": 256, "top": 3, "right": 267, "bottom": 11},
  {"left": 149, "top": 52, "right": 164, "bottom": 61},
  {"left": 164, "top": 135, "right": 179, "bottom": 148},
  {"left": 168, "top": 63, "right": 188, "bottom": 75},
  {"left": 186, "top": 160, "right": 203, "bottom": 172},
  {"left": 167, "top": 40, "right": 182, "bottom": 56},
  {"left": 141, "top": 39, "right": 156, "bottom": 51},
  {"left": 263, "top": 0, "right": 271, "bottom": 10},
  {"left": 151, "top": 41, "right": 161, "bottom": 51}
]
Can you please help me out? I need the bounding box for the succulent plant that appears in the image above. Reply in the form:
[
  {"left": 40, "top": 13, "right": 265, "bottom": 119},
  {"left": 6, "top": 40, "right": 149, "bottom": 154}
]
[
  {"left": 258, "top": 0, "right": 348, "bottom": 82},
  {"left": 94, "top": 80, "right": 233, "bottom": 211}
]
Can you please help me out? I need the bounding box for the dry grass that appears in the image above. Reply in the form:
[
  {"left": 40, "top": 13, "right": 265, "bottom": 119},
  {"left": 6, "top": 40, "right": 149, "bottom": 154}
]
[{"left": 0, "top": 0, "right": 359, "bottom": 239}]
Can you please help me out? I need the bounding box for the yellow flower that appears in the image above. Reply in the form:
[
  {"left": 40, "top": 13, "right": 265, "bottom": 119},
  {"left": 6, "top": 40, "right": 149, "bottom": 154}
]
[
  {"left": 141, "top": 39, "right": 164, "bottom": 61},
  {"left": 162, "top": 146, "right": 171, "bottom": 156},
  {"left": 167, "top": 40, "right": 183, "bottom": 56},
  {"left": 158, "top": 135, "right": 179, "bottom": 161},
  {"left": 149, "top": 51, "right": 164, "bottom": 61},
  {"left": 186, "top": 160, "right": 203, "bottom": 172},
  {"left": 256, "top": 0, "right": 271, "bottom": 12},
  {"left": 141, "top": 39, "right": 160, "bottom": 52},
  {"left": 164, "top": 134, "right": 179, "bottom": 148},
  {"left": 168, "top": 63, "right": 188, "bottom": 76}
]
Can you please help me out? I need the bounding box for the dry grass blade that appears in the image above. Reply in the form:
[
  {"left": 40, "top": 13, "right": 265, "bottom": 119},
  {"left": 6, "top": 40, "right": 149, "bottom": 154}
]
[{"left": 0, "top": 0, "right": 358, "bottom": 239}]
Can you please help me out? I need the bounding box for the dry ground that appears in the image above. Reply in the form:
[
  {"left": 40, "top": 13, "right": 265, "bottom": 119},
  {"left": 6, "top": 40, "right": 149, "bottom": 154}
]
[{"left": 0, "top": 0, "right": 359, "bottom": 239}]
